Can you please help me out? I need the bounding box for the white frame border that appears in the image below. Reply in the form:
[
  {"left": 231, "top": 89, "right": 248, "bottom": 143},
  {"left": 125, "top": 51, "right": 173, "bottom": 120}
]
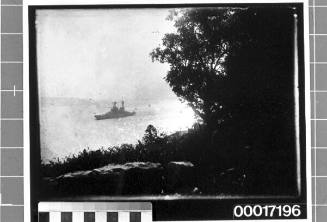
[{"left": 23, "top": 0, "right": 311, "bottom": 222}]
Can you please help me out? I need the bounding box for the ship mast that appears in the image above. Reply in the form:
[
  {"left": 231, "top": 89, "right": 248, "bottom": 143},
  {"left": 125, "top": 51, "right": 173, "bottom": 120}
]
[{"left": 121, "top": 100, "right": 125, "bottom": 111}]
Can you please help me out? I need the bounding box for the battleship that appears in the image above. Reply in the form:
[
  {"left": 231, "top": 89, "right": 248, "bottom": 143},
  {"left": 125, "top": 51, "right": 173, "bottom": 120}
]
[{"left": 94, "top": 101, "right": 136, "bottom": 120}]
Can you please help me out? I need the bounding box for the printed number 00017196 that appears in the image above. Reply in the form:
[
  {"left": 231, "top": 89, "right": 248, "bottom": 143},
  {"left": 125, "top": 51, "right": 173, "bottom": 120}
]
[{"left": 233, "top": 205, "right": 301, "bottom": 218}]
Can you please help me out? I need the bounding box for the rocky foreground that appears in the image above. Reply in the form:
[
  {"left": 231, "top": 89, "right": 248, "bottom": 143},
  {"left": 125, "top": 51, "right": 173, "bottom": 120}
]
[{"left": 41, "top": 161, "right": 198, "bottom": 196}]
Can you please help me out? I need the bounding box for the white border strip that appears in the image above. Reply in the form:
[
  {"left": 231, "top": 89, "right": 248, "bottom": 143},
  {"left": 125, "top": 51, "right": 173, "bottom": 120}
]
[
  {"left": 23, "top": 1, "right": 30, "bottom": 221},
  {"left": 303, "top": 1, "right": 313, "bottom": 222},
  {"left": 24, "top": 0, "right": 311, "bottom": 5},
  {"left": 23, "top": 1, "right": 311, "bottom": 222}
]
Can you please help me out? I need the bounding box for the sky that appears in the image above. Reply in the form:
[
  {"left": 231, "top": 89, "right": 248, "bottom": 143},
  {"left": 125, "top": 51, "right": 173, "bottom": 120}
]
[{"left": 36, "top": 9, "right": 177, "bottom": 102}]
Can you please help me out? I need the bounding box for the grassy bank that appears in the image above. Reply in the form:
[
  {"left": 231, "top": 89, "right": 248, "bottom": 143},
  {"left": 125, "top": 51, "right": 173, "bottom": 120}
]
[
  {"left": 41, "top": 124, "right": 200, "bottom": 177},
  {"left": 41, "top": 123, "right": 297, "bottom": 195}
]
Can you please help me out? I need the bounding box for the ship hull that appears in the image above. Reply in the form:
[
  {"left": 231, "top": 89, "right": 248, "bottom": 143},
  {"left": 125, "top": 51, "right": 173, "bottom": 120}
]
[{"left": 94, "top": 111, "right": 136, "bottom": 120}]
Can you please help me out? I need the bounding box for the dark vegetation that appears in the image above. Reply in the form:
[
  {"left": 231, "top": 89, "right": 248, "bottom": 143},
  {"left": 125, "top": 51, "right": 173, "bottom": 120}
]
[
  {"left": 41, "top": 125, "right": 189, "bottom": 177},
  {"left": 41, "top": 124, "right": 249, "bottom": 195},
  {"left": 151, "top": 6, "right": 299, "bottom": 195},
  {"left": 41, "top": 6, "right": 300, "bottom": 195}
]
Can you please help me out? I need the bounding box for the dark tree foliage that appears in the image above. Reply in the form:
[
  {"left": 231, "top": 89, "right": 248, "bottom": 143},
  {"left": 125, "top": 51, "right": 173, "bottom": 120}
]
[
  {"left": 150, "top": 8, "right": 234, "bottom": 126},
  {"left": 151, "top": 7, "right": 299, "bottom": 194},
  {"left": 222, "top": 7, "right": 298, "bottom": 194},
  {"left": 143, "top": 124, "right": 159, "bottom": 144}
]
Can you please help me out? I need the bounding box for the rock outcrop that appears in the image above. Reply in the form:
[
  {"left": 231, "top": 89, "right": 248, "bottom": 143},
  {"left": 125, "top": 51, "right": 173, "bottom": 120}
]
[
  {"left": 42, "top": 161, "right": 196, "bottom": 196},
  {"left": 43, "top": 162, "right": 164, "bottom": 195},
  {"left": 165, "top": 161, "right": 195, "bottom": 193}
]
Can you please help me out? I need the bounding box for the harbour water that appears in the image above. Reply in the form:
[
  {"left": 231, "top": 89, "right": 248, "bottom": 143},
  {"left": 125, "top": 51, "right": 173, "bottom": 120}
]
[{"left": 40, "top": 97, "right": 196, "bottom": 161}]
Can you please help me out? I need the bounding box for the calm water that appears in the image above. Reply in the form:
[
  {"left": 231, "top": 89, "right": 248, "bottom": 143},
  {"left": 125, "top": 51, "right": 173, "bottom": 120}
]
[{"left": 40, "top": 98, "right": 196, "bottom": 161}]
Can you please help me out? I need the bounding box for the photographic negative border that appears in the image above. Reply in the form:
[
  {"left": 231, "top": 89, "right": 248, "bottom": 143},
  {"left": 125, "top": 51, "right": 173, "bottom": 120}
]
[{"left": 23, "top": 0, "right": 311, "bottom": 221}]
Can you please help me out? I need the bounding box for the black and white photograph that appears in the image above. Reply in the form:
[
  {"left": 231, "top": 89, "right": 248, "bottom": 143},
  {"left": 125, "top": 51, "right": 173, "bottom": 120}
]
[{"left": 27, "top": 1, "right": 310, "bottom": 221}]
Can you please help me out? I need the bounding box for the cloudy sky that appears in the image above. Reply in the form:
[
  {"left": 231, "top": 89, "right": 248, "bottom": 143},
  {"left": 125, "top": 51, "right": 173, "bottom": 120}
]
[{"left": 36, "top": 8, "right": 176, "bottom": 102}]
